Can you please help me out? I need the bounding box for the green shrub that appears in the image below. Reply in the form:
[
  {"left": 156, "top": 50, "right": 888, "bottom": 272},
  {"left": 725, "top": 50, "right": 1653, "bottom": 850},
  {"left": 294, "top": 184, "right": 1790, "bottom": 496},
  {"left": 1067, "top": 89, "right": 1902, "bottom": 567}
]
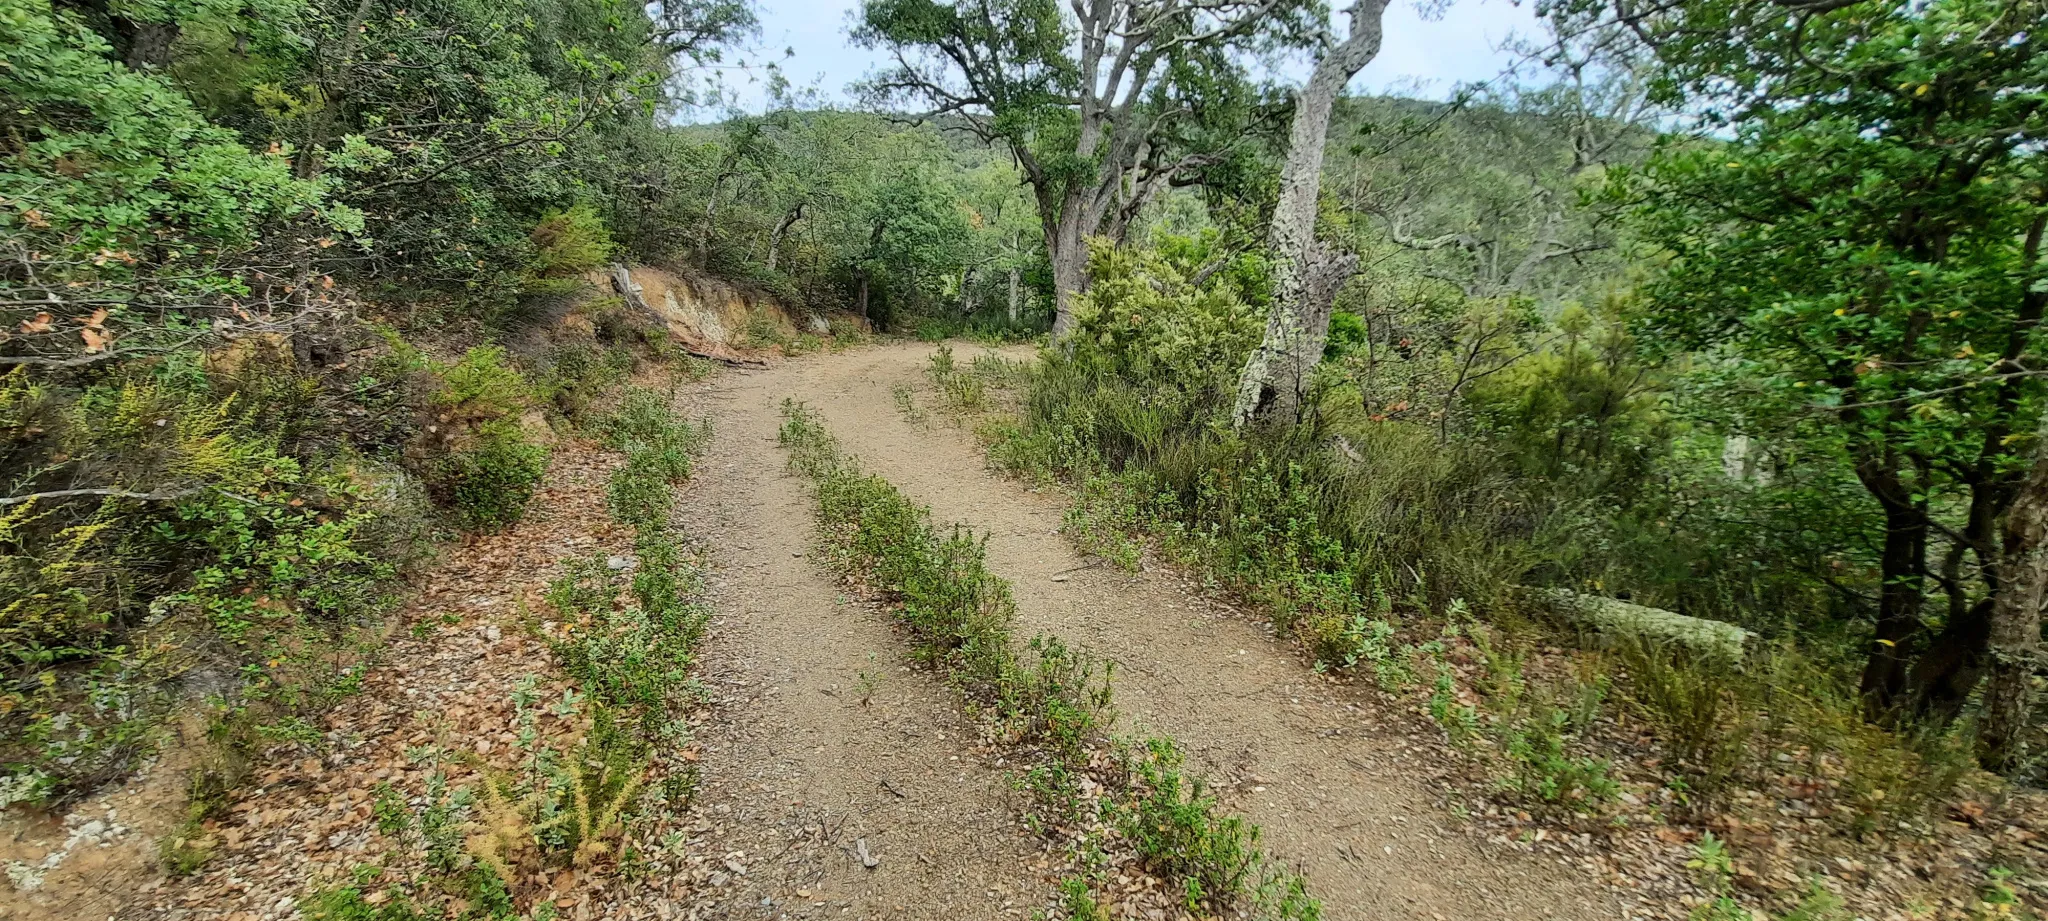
[
  {"left": 299, "top": 885, "right": 433, "bottom": 921},
  {"left": 430, "top": 420, "right": 548, "bottom": 531},
  {"left": 434, "top": 346, "right": 532, "bottom": 423},
  {"left": 536, "top": 342, "right": 634, "bottom": 418},
  {"left": 1114, "top": 737, "right": 1261, "bottom": 910},
  {"left": 598, "top": 388, "right": 708, "bottom": 481},
  {"left": 527, "top": 202, "right": 616, "bottom": 284},
  {"left": 1, "top": 363, "right": 413, "bottom": 798},
  {"left": 1467, "top": 632, "right": 1619, "bottom": 811},
  {"left": 547, "top": 553, "right": 706, "bottom": 744},
  {"left": 1615, "top": 638, "right": 1753, "bottom": 802}
]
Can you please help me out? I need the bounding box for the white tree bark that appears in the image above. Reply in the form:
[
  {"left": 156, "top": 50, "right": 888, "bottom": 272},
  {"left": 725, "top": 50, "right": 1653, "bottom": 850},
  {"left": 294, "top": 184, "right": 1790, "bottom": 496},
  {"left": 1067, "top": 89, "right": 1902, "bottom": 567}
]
[
  {"left": 766, "top": 202, "right": 803, "bottom": 272},
  {"left": 1232, "top": 0, "right": 1392, "bottom": 427}
]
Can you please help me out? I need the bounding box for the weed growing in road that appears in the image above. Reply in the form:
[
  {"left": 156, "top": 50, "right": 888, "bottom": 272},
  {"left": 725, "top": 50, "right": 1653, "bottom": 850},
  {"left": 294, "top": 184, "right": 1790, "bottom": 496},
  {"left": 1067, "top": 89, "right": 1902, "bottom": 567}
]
[
  {"left": 597, "top": 388, "right": 709, "bottom": 480},
  {"left": 1059, "top": 876, "right": 1112, "bottom": 921},
  {"left": 892, "top": 384, "right": 928, "bottom": 427},
  {"left": 600, "top": 388, "right": 708, "bottom": 532},
  {"left": 1115, "top": 737, "right": 1259, "bottom": 908},
  {"left": 923, "top": 343, "right": 1014, "bottom": 416}
]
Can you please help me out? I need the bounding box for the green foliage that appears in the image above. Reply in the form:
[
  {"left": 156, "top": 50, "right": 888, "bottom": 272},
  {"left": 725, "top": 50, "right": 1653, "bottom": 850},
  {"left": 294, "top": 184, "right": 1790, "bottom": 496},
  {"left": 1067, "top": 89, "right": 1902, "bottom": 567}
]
[
  {"left": 1059, "top": 876, "right": 1111, "bottom": 921},
  {"left": 1114, "top": 737, "right": 1261, "bottom": 911},
  {"left": 674, "top": 110, "right": 1042, "bottom": 331},
  {"left": 0, "top": 0, "right": 326, "bottom": 304},
  {"left": 782, "top": 403, "right": 1018, "bottom": 691},
  {"left": 598, "top": 389, "right": 709, "bottom": 481},
  {"left": 534, "top": 341, "right": 636, "bottom": 418},
  {"left": 300, "top": 885, "right": 433, "bottom": 921},
  {"left": 412, "top": 348, "right": 549, "bottom": 531},
  {"left": 1613, "top": 639, "right": 1751, "bottom": 800},
  {"left": 1466, "top": 301, "right": 1668, "bottom": 500},
  {"left": 1594, "top": 0, "right": 2048, "bottom": 716},
  {"left": 546, "top": 552, "right": 707, "bottom": 745},
  {"left": 434, "top": 348, "right": 527, "bottom": 416},
  {"left": 550, "top": 383, "right": 711, "bottom": 745},
  {"left": 0, "top": 0, "right": 746, "bottom": 810},
  {"left": 0, "top": 359, "right": 414, "bottom": 797},
  {"left": 1469, "top": 636, "right": 1618, "bottom": 811},
  {"left": 429, "top": 421, "right": 548, "bottom": 531},
  {"left": 528, "top": 203, "right": 616, "bottom": 283}
]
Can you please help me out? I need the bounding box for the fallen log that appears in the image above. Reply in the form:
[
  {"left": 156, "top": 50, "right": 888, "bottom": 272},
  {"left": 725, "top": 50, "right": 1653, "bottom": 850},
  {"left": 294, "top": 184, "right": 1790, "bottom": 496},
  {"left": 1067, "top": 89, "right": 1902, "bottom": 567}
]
[{"left": 1509, "top": 586, "right": 1754, "bottom": 664}]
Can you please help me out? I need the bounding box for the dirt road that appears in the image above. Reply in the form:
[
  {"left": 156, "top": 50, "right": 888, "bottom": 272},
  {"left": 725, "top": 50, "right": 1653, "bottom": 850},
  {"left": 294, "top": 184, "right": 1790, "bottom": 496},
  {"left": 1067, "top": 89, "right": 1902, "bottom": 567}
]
[
  {"left": 672, "top": 358, "right": 1048, "bottom": 919},
  {"left": 681, "top": 342, "right": 1623, "bottom": 921}
]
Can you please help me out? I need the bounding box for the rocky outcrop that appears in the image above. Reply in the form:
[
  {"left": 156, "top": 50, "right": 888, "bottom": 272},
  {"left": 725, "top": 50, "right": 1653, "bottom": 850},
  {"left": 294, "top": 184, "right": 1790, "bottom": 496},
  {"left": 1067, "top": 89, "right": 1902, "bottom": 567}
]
[{"left": 600, "top": 264, "right": 867, "bottom": 365}]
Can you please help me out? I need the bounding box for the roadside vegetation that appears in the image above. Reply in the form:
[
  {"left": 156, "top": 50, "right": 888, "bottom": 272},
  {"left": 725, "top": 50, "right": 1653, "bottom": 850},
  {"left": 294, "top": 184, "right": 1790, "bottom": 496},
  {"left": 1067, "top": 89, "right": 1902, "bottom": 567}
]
[
  {"left": 7, "top": 0, "right": 2045, "bottom": 914},
  {"left": 0, "top": 0, "right": 951, "bottom": 825},
  {"left": 300, "top": 389, "right": 712, "bottom": 919}
]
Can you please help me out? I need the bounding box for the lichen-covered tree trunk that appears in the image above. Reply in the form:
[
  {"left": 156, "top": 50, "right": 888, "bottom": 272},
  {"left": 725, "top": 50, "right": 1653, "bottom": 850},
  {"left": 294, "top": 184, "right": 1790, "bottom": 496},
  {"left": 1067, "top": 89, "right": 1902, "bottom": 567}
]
[
  {"left": 1982, "top": 420, "right": 2048, "bottom": 772},
  {"left": 1048, "top": 212, "right": 1088, "bottom": 339},
  {"left": 1232, "top": 0, "right": 1391, "bottom": 427}
]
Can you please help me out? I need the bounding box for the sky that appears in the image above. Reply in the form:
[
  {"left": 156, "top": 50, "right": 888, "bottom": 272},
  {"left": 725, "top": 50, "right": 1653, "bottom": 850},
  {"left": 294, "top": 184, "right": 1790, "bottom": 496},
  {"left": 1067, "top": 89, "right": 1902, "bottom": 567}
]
[{"left": 703, "top": 0, "right": 1548, "bottom": 116}]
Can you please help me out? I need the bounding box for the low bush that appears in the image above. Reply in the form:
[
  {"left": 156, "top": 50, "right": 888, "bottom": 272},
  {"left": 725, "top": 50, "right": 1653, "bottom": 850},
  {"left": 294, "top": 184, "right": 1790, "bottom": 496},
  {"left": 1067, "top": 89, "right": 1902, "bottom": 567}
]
[
  {"left": 1115, "top": 737, "right": 1262, "bottom": 910},
  {"left": 597, "top": 388, "right": 709, "bottom": 482},
  {"left": 0, "top": 353, "right": 417, "bottom": 801},
  {"left": 429, "top": 421, "right": 548, "bottom": 531},
  {"left": 526, "top": 203, "right": 616, "bottom": 288}
]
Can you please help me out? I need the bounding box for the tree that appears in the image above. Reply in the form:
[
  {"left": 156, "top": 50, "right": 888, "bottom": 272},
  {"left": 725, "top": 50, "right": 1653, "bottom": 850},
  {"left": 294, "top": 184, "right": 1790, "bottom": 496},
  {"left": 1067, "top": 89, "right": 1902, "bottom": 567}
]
[
  {"left": 1230, "top": 0, "right": 1390, "bottom": 426},
  {"left": 854, "top": 0, "right": 1312, "bottom": 336},
  {"left": 1598, "top": 0, "right": 2048, "bottom": 723},
  {"left": 1984, "top": 409, "right": 2048, "bottom": 772},
  {"left": 1334, "top": 31, "right": 1654, "bottom": 306}
]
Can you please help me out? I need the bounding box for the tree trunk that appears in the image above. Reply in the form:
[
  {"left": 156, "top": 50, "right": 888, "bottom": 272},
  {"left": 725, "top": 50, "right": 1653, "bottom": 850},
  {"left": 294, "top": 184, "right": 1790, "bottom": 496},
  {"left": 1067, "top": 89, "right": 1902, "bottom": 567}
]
[
  {"left": 698, "top": 174, "right": 727, "bottom": 267},
  {"left": 959, "top": 266, "right": 976, "bottom": 315},
  {"left": 766, "top": 202, "right": 803, "bottom": 272},
  {"left": 1909, "top": 599, "right": 1993, "bottom": 723},
  {"left": 1048, "top": 213, "right": 1087, "bottom": 339},
  {"left": 1860, "top": 484, "right": 1931, "bottom": 719},
  {"left": 1982, "top": 422, "right": 2048, "bottom": 771},
  {"left": 1907, "top": 483, "right": 2008, "bottom": 722},
  {"left": 1008, "top": 267, "right": 1021, "bottom": 325},
  {"left": 1231, "top": 0, "right": 1392, "bottom": 428}
]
